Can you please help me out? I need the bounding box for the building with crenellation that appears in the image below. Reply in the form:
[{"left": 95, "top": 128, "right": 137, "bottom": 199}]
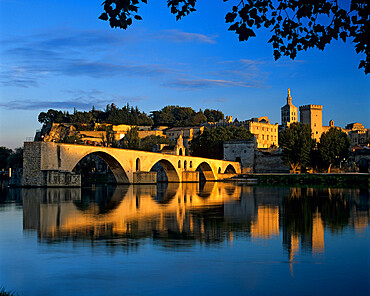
[
  {"left": 281, "top": 89, "right": 344, "bottom": 142},
  {"left": 299, "top": 104, "right": 324, "bottom": 142}
]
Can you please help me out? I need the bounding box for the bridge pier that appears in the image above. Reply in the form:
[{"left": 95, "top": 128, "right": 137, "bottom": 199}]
[
  {"left": 182, "top": 171, "right": 199, "bottom": 183},
  {"left": 133, "top": 172, "right": 157, "bottom": 184}
]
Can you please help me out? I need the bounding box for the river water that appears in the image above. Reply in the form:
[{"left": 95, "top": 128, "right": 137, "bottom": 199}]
[{"left": 0, "top": 182, "right": 369, "bottom": 295}]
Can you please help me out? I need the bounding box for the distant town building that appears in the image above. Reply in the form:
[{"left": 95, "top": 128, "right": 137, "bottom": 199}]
[
  {"left": 164, "top": 126, "right": 204, "bottom": 149},
  {"left": 243, "top": 116, "right": 278, "bottom": 148},
  {"left": 281, "top": 88, "right": 298, "bottom": 128},
  {"left": 153, "top": 134, "right": 186, "bottom": 156},
  {"left": 201, "top": 116, "right": 233, "bottom": 128},
  {"left": 344, "top": 122, "right": 370, "bottom": 147}
]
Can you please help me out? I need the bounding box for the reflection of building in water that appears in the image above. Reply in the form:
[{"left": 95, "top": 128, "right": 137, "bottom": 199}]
[
  {"left": 22, "top": 184, "right": 368, "bottom": 256},
  {"left": 312, "top": 212, "right": 325, "bottom": 253},
  {"left": 23, "top": 183, "right": 244, "bottom": 244},
  {"left": 251, "top": 206, "right": 279, "bottom": 239}
]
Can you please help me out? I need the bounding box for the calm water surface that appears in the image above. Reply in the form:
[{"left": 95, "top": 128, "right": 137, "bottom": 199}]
[{"left": 0, "top": 182, "right": 369, "bottom": 295}]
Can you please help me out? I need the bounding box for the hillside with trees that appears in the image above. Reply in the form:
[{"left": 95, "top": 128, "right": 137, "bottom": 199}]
[
  {"left": 150, "top": 106, "right": 224, "bottom": 127},
  {"left": 38, "top": 104, "right": 224, "bottom": 128},
  {"left": 38, "top": 103, "right": 154, "bottom": 127}
]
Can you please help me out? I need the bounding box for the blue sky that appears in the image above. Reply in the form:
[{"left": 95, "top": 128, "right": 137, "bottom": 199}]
[{"left": 0, "top": 0, "right": 369, "bottom": 148}]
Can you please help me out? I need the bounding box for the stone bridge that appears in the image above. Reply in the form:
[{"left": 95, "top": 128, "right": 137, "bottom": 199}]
[{"left": 23, "top": 142, "right": 241, "bottom": 186}]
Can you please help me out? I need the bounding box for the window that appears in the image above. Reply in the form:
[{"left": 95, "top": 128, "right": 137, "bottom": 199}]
[
  {"left": 178, "top": 160, "right": 181, "bottom": 168},
  {"left": 136, "top": 158, "right": 141, "bottom": 171},
  {"left": 267, "top": 135, "right": 269, "bottom": 140},
  {"left": 262, "top": 135, "right": 264, "bottom": 140},
  {"left": 190, "top": 161, "right": 193, "bottom": 168}
]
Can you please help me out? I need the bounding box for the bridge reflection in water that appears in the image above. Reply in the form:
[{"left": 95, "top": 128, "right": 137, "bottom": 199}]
[{"left": 22, "top": 183, "right": 369, "bottom": 262}]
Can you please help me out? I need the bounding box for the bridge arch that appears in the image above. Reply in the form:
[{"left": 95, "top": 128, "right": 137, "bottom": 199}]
[
  {"left": 196, "top": 162, "right": 216, "bottom": 181},
  {"left": 150, "top": 159, "right": 180, "bottom": 183},
  {"left": 224, "top": 164, "right": 237, "bottom": 174},
  {"left": 72, "top": 151, "right": 129, "bottom": 184}
]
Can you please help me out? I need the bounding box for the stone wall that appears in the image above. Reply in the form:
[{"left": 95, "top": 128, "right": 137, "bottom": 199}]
[
  {"left": 23, "top": 142, "right": 43, "bottom": 186},
  {"left": 223, "top": 140, "right": 289, "bottom": 173},
  {"left": 42, "top": 170, "right": 81, "bottom": 187},
  {"left": 223, "top": 140, "right": 255, "bottom": 169},
  {"left": 182, "top": 171, "right": 199, "bottom": 183},
  {"left": 133, "top": 171, "right": 157, "bottom": 184},
  {"left": 254, "top": 151, "right": 289, "bottom": 173}
]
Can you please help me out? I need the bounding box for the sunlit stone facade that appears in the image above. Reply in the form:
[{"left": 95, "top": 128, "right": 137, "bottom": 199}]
[
  {"left": 299, "top": 104, "right": 324, "bottom": 142},
  {"left": 281, "top": 88, "right": 298, "bottom": 128},
  {"left": 244, "top": 117, "right": 279, "bottom": 148}
]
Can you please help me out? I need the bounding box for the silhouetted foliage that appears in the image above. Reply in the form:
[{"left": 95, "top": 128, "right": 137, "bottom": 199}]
[
  {"left": 38, "top": 104, "right": 153, "bottom": 126},
  {"left": 150, "top": 105, "right": 222, "bottom": 127},
  {"left": 8, "top": 147, "right": 23, "bottom": 169},
  {"left": 99, "top": 0, "right": 369, "bottom": 74},
  {"left": 0, "top": 147, "right": 23, "bottom": 170},
  {"left": 318, "top": 127, "right": 350, "bottom": 173},
  {"left": 121, "top": 127, "right": 141, "bottom": 149},
  {"left": 0, "top": 287, "right": 18, "bottom": 296},
  {"left": 283, "top": 188, "right": 351, "bottom": 236},
  {"left": 279, "top": 123, "right": 316, "bottom": 173},
  {"left": 190, "top": 125, "right": 253, "bottom": 159},
  {"left": 139, "top": 135, "right": 175, "bottom": 151},
  {"left": 204, "top": 109, "right": 224, "bottom": 122},
  {"left": 0, "top": 147, "right": 12, "bottom": 170},
  {"left": 59, "top": 134, "right": 84, "bottom": 145}
]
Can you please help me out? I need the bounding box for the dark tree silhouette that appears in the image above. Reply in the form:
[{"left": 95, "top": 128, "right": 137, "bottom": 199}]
[
  {"left": 279, "top": 122, "right": 316, "bottom": 173},
  {"left": 190, "top": 125, "right": 252, "bottom": 159},
  {"left": 318, "top": 127, "right": 350, "bottom": 173},
  {"left": 99, "top": 0, "right": 369, "bottom": 74}
]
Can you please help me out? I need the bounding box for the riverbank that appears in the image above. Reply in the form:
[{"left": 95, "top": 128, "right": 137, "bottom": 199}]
[{"left": 228, "top": 173, "right": 370, "bottom": 187}]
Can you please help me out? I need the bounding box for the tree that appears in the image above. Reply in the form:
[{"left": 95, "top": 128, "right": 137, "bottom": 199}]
[
  {"left": 100, "top": 127, "right": 116, "bottom": 147},
  {"left": 204, "top": 109, "right": 224, "bottom": 122},
  {"left": 190, "top": 125, "right": 252, "bottom": 159},
  {"left": 279, "top": 122, "right": 315, "bottom": 173},
  {"left": 38, "top": 104, "right": 154, "bottom": 127},
  {"left": 139, "top": 135, "right": 175, "bottom": 151},
  {"left": 150, "top": 105, "right": 200, "bottom": 127},
  {"left": 121, "top": 127, "right": 140, "bottom": 149},
  {"left": 8, "top": 147, "right": 23, "bottom": 169},
  {"left": 99, "top": 0, "right": 369, "bottom": 74},
  {"left": 318, "top": 127, "right": 350, "bottom": 173},
  {"left": 192, "top": 111, "right": 207, "bottom": 125},
  {"left": 0, "top": 147, "right": 12, "bottom": 171}
]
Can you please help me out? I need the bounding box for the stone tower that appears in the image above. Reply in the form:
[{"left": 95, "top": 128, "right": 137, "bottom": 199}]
[
  {"left": 299, "top": 104, "right": 323, "bottom": 142},
  {"left": 281, "top": 88, "right": 298, "bottom": 128}
]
